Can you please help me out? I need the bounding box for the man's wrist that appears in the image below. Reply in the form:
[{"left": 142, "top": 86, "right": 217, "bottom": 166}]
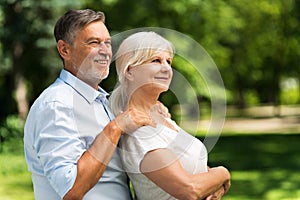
[
  {"left": 111, "top": 119, "right": 125, "bottom": 135},
  {"left": 102, "top": 120, "right": 123, "bottom": 143}
]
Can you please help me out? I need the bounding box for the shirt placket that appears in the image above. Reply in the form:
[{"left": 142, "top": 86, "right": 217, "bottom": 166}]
[{"left": 96, "top": 94, "right": 113, "bottom": 121}]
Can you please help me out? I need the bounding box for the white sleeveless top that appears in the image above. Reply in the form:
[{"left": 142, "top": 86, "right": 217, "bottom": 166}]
[{"left": 120, "top": 118, "right": 208, "bottom": 200}]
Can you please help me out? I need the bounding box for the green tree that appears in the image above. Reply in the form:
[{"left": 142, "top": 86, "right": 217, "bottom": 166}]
[
  {"left": 1, "top": 0, "right": 299, "bottom": 124},
  {"left": 0, "top": 0, "right": 82, "bottom": 122}
]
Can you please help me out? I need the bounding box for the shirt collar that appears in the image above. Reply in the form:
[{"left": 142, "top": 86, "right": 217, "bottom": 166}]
[{"left": 59, "top": 69, "right": 109, "bottom": 104}]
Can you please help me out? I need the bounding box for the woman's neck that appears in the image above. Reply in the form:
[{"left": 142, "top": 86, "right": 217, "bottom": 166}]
[{"left": 128, "top": 89, "right": 160, "bottom": 112}]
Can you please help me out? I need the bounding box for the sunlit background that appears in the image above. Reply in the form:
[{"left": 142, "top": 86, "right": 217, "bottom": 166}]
[{"left": 0, "top": 0, "right": 299, "bottom": 199}]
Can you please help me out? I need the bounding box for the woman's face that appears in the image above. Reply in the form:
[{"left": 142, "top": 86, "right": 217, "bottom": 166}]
[{"left": 127, "top": 51, "right": 173, "bottom": 95}]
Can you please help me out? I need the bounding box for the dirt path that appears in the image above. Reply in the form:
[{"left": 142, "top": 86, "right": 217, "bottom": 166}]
[
  {"left": 200, "top": 116, "right": 300, "bottom": 134},
  {"left": 180, "top": 104, "right": 300, "bottom": 134}
]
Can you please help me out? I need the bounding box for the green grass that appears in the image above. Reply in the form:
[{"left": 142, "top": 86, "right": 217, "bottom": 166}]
[
  {"left": 0, "top": 153, "right": 34, "bottom": 200},
  {"left": 1, "top": 134, "right": 300, "bottom": 199},
  {"left": 206, "top": 133, "right": 300, "bottom": 200}
]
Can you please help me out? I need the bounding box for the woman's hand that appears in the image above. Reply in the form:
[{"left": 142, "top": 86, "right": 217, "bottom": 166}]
[
  {"left": 205, "top": 167, "right": 231, "bottom": 200},
  {"left": 205, "top": 186, "right": 225, "bottom": 200}
]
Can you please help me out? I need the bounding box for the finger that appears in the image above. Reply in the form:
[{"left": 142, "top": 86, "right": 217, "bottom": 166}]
[
  {"left": 223, "top": 180, "right": 231, "bottom": 193},
  {"left": 155, "top": 101, "right": 171, "bottom": 118},
  {"left": 134, "top": 110, "right": 155, "bottom": 128},
  {"left": 205, "top": 195, "right": 212, "bottom": 200},
  {"left": 149, "top": 118, "right": 157, "bottom": 128},
  {"left": 114, "top": 112, "right": 136, "bottom": 134}
]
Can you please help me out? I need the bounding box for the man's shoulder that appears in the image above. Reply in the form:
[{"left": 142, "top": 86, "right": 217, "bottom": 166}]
[{"left": 33, "top": 78, "right": 75, "bottom": 107}]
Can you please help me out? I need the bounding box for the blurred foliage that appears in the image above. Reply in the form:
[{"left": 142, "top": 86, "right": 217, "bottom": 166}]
[
  {"left": 280, "top": 77, "right": 299, "bottom": 104},
  {"left": 0, "top": 0, "right": 299, "bottom": 133},
  {"left": 0, "top": 115, "right": 24, "bottom": 153},
  {"left": 1, "top": 1, "right": 299, "bottom": 198}
]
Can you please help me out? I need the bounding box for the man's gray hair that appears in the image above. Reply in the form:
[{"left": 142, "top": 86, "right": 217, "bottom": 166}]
[{"left": 54, "top": 9, "right": 105, "bottom": 45}]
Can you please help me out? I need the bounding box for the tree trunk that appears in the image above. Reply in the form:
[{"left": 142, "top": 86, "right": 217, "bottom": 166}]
[
  {"left": 13, "top": 40, "right": 29, "bottom": 121},
  {"left": 15, "top": 73, "right": 28, "bottom": 121}
]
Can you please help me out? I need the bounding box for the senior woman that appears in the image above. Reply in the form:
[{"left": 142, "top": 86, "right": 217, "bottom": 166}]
[{"left": 110, "top": 31, "right": 230, "bottom": 200}]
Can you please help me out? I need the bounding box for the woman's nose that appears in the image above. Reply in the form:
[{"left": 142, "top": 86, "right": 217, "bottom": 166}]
[{"left": 161, "top": 60, "right": 172, "bottom": 71}]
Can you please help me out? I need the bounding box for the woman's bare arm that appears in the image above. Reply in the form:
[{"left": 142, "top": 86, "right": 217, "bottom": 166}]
[{"left": 140, "top": 148, "right": 230, "bottom": 200}]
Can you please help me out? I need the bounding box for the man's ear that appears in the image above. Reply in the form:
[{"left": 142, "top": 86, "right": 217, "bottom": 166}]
[{"left": 57, "top": 40, "right": 71, "bottom": 60}]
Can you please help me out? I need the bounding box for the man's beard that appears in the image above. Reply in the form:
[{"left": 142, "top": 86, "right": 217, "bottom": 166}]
[{"left": 78, "top": 66, "right": 109, "bottom": 83}]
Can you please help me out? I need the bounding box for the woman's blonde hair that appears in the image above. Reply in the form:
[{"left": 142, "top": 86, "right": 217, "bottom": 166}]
[{"left": 109, "top": 31, "right": 174, "bottom": 116}]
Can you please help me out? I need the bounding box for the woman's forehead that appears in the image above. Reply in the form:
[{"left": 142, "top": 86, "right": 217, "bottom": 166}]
[{"left": 148, "top": 49, "right": 173, "bottom": 57}]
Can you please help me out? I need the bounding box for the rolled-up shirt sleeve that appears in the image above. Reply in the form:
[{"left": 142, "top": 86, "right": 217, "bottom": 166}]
[{"left": 34, "top": 100, "right": 85, "bottom": 198}]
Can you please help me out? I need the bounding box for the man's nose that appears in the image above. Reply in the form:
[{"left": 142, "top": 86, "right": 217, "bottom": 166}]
[{"left": 98, "top": 41, "right": 111, "bottom": 53}]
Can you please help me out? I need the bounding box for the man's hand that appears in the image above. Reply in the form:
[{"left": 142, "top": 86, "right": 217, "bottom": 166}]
[
  {"left": 154, "top": 101, "right": 171, "bottom": 118},
  {"left": 114, "top": 106, "right": 156, "bottom": 134}
]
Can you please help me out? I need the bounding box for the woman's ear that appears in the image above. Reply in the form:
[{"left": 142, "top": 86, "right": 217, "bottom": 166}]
[
  {"left": 125, "top": 66, "right": 134, "bottom": 81},
  {"left": 57, "top": 40, "right": 71, "bottom": 60}
]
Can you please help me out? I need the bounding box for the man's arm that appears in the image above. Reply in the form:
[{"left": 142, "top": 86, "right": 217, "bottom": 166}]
[
  {"left": 64, "top": 108, "right": 154, "bottom": 200},
  {"left": 140, "top": 148, "right": 231, "bottom": 200},
  {"left": 63, "top": 120, "right": 121, "bottom": 200}
]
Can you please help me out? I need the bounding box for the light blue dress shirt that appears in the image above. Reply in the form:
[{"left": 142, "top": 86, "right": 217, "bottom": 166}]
[{"left": 24, "top": 69, "right": 131, "bottom": 200}]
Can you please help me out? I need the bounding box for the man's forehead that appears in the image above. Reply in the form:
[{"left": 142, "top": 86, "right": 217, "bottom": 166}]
[{"left": 79, "top": 21, "right": 110, "bottom": 37}]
